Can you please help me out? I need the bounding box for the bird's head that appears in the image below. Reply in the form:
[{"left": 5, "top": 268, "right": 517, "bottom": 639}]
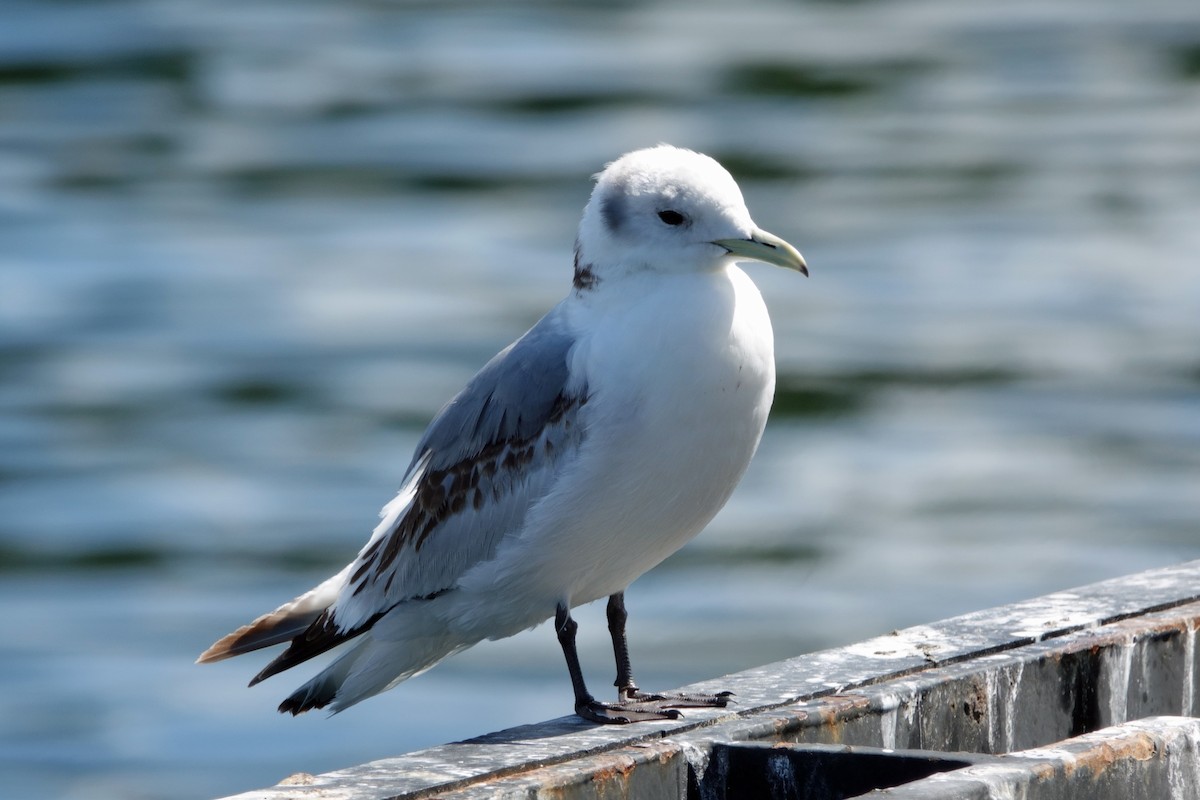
[{"left": 575, "top": 145, "right": 806, "bottom": 283}]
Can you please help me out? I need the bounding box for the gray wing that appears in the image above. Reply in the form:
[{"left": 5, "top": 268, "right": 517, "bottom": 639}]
[
  {"left": 204, "top": 302, "right": 590, "bottom": 685},
  {"left": 329, "top": 302, "right": 587, "bottom": 632}
]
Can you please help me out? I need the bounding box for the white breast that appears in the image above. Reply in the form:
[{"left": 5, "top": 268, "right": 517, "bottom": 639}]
[{"left": 446, "top": 265, "right": 775, "bottom": 639}]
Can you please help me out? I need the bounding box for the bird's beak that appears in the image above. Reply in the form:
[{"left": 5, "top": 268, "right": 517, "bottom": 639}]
[{"left": 713, "top": 229, "right": 808, "bottom": 276}]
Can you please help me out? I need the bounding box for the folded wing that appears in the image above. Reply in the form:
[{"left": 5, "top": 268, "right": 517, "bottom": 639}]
[{"left": 197, "top": 304, "right": 588, "bottom": 680}]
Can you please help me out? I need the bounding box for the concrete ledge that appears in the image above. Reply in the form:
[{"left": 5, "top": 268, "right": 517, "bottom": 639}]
[
  {"left": 220, "top": 560, "right": 1200, "bottom": 800},
  {"left": 877, "top": 716, "right": 1200, "bottom": 799},
  {"left": 700, "top": 717, "right": 1200, "bottom": 799}
]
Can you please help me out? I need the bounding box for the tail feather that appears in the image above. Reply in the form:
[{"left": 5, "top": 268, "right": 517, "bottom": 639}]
[
  {"left": 277, "top": 608, "right": 473, "bottom": 715},
  {"left": 248, "top": 607, "right": 382, "bottom": 687},
  {"left": 196, "top": 567, "right": 349, "bottom": 664},
  {"left": 202, "top": 575, "right": 475, "bottom": 716},
  {"left": 278, "top": 641, "right": 369, "bottom": 715}
]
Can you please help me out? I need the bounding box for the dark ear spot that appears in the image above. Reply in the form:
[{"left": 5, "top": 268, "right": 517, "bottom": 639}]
[{"left": 600, "top": 191, "right": 626, "bottom": 234}]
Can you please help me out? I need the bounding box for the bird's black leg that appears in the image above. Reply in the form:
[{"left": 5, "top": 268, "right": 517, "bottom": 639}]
[
  {"left": 555, "top": 603, "right": 681, "bottom": 724},
  {"left": 605, "top": 592, "right": 735, "bottom": 710},
  {"left": 606, "top": 592, "right": 638, "bottom": 694}
]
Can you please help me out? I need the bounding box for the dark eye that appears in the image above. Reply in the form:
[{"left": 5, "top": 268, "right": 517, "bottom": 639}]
[{"left": 657, "top": 209, "right": 687, "bottom": 226}]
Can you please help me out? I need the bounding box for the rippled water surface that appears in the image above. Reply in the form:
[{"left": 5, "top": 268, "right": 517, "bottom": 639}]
[{"left": 2, "top": 1, "right": 1199, "bottom": 798}]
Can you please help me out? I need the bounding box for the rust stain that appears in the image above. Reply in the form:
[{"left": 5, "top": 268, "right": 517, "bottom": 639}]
[
  {"left": 1031, "top": 730, "right": 1162, "bottom": 784},
  {"left": 1087, "top": 731, "right": 1159, "bottom": 765},
  {"left": 1110, "top": 615, "right": 1189, "bottom": 644},
  {"left": 587, "top": 752, "right": 637, "bottom": 784},
  {"left": 962, "top": 678, "right": 986, "bottom": 724},
  {"left": 469, "top": 740, "right": 680, "bottom": 800},
  {"left": 811, "top": 694, "right": 873, "bottom": 743},
  {"left": 775, "top": 709, "right": 809, "bottom": 737}
]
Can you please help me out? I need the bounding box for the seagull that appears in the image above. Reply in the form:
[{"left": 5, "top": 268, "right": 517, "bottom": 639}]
[{"left": 198, "top": 145, "right": 807, "bottom": 724}]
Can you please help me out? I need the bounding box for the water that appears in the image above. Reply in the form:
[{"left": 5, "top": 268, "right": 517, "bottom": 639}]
[{"left": 2, "top": 1, "right": 1199, "bottom": 797}]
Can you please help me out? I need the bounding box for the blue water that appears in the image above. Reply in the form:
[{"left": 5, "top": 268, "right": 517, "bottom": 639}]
[{"left": 2, "top": 1, "right": 1199, "bottom": 798}]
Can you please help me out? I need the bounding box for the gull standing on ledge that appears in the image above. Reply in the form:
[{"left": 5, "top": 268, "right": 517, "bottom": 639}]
[{"left": 198, "top": 145, "right": 807, "bottom": 724}]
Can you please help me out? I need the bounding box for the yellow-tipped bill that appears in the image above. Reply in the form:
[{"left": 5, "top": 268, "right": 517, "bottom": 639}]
[{"left": 713, "top": 228, "right": 808, "bottom": 276}]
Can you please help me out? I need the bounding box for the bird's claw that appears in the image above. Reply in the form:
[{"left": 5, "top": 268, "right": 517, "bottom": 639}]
[
  {"left": 576, "top": 698, "right": 683, "bottom": 724},
  {"left": 618, "top": 687, "right": 734, "bottom": 708},
  {"left": 576, "top": 687, "right": 733, "bottom": 723}
]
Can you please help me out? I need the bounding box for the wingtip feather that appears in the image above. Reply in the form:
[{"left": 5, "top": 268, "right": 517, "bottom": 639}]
[
  {"left": 196, "top": 625, "right": 255, "bottom": 664},
  {"left": 197, "top": 605, "right": 328, "bottom": 668},
  {"left": 198, "top": 567, "right": 352, "bottom": 667}
]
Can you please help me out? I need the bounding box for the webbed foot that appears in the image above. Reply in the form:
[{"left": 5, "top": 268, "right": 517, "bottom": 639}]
[{"left": 575, "top": 697, "right": 684, "bottom": 724}]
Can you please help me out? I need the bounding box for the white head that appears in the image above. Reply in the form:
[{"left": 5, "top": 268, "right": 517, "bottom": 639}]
[{"left": 574, "top": 145, "right": 806, "bottom": 286}]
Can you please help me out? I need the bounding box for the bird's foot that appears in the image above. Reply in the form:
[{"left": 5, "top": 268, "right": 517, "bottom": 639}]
[
  {"left": 575, "top": 688, "right": 733, "bottom": 724},
  {"left": 576, "top": 697, "right": 683, "bottom": 724},
  {"left": 619, "top": 687, "right": 734, "bottom": 709}
]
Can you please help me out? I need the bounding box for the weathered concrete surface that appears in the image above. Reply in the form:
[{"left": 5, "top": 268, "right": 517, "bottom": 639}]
[
  {"left": 218, "top": 560, "right": 1200, "bottom": 800},
  {"left": 873, "top": 716, "right": 1200, "bottom": 799},
  {"left": 696, "top": 717, "right": 1200, "bottom": 799}
]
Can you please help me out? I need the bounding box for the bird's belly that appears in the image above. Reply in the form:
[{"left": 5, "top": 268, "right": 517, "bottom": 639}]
[
  {"left": 449, "top": 268, "right": 775, "bottom": 637},
  {"left": 545, "top": 270, "right": 776, "bottom": 604},
  {"left": 567, "top": 352, "right": 772, "bottom": 601}
]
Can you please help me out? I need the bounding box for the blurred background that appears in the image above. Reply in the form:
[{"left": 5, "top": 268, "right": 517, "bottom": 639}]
[{"left": 2, "top": 0, "right": 1199, "bottom": 797}]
